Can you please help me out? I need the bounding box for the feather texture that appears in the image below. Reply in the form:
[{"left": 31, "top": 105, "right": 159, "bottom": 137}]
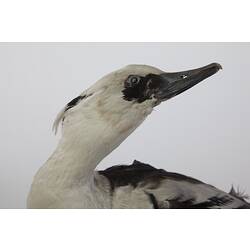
[{"left": 98, "top": 161, "right": 250, "bottom": 209}]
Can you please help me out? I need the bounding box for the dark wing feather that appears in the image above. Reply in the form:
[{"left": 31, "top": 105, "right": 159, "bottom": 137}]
[
  {"left": 100, "top": 160, "right": 202, "bottom": 190},
  {"left": 98, "top": 160, "right": 250, "bottom": 209}
]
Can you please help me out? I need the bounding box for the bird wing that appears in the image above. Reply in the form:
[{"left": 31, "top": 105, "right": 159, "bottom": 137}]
[{"left": 98, "top": 160, "right": 250, "bottom": 209}]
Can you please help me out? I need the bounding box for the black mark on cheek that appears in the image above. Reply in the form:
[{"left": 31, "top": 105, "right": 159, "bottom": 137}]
[
  {"left": 147, "top": 79, "right": 160, "bottom": 89},
  {"left": 122, "top": 80, "right": 148, "bottom": 103},
  {"left": 122, "top": 74, "right": 165, "bottom": 103}
]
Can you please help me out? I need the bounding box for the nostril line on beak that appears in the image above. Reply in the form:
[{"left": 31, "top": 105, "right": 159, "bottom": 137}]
[{"left": 180, "top": 74, "right": 188, "bottom": 79}]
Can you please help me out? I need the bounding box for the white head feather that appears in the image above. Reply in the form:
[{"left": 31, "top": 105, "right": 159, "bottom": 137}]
[{"left": 52, "top": 64, "right": 163, "bottom": 135}]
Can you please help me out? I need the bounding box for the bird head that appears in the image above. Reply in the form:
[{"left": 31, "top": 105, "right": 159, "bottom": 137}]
[{"left": 53, "top": 63, "right": 222, "bottom": 142}]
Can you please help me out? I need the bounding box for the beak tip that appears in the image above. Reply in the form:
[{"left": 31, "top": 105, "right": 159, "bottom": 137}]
[{"left": 214, "top": 63, "right": 223, "bottom": 71}]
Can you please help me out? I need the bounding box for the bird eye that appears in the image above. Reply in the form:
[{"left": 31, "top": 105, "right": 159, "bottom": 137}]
[
  {"left": 129, "top": 76, "right": 140, "bottom": 84},
  {"left": 125, "top": 75, "right": 141, "bottom": 88},
  {"left": 180, "top": 74, "right": 188, "bottom": 79}
]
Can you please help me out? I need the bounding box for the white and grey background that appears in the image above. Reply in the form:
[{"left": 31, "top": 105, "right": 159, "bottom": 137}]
[{"left": 0, "top": 43, "right": 249, "bottom": 208}]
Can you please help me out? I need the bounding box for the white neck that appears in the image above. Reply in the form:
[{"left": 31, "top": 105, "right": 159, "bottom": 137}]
[
  {"left": 40, "top": 134, "right": 103, "bottom": 187},
  {"left": 35, "top": 103, "right": 151, "bottom": 188},
  {"left": 27, "top": 96, "right": 154, "bottom": 208}
]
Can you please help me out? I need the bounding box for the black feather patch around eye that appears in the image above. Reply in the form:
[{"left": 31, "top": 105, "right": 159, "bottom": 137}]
[
  {"left": 122, "top": 82, "right": 148, "bottom": 103},
  {"left": 122, "top": 74, "right": 160, "bottom": 103}
]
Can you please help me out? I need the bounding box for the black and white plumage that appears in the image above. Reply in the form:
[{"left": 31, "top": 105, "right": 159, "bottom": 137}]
[
  {"left": 99, "top": 161, "right": 250, "bottom": 208},
  {"left": 27, "top": 63, "right": 250, "bottom": 209}
]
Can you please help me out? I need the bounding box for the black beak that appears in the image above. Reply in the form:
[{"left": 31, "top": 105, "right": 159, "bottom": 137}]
[{"left": 157, "top": 63, "right": 222, "bottom": 101}]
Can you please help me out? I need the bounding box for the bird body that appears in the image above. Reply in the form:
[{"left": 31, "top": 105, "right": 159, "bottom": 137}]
[{"left": 27, "top": 64, "right": 250, "bottom": 209}]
